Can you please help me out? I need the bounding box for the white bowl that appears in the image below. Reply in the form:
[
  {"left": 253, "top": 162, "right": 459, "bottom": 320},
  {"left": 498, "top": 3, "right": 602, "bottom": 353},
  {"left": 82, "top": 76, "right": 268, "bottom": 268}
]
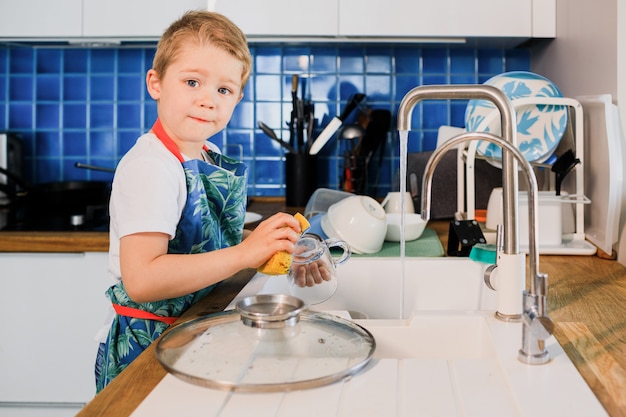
[
  {"left": 465, "top": 71, "right": 568, "bottom": 165},
  {"left": 385, "top": 213, "right": 427, "bottom": 242},
  {"left": 321, "top": 195, "right": 386, "bottom": 254}
]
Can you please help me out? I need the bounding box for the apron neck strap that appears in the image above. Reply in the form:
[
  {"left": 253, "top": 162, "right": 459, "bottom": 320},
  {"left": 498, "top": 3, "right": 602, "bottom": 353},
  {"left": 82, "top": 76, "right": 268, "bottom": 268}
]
[{"left": 151, "top": 118, "right": 209, "bottom": 164}]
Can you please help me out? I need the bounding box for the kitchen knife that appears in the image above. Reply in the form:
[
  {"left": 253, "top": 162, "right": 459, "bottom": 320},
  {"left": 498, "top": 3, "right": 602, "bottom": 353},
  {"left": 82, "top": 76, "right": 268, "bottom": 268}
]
[{"left": 309, "top": 93, "right": 366, "bottom": 155}]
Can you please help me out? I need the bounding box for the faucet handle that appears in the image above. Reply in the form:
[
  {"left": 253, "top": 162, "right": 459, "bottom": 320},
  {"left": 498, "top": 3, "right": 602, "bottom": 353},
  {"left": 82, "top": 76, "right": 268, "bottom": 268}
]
[
  {"left": 495, "top": 224, "right": 504, "bottom": 253},
  {"left": 521, "top": 290, "right": 554, "bottom": 346},
  {"left": 522, "top": 303, "right": 554, "bottom": 340},
  {"left": 519, "top": 290, "right": 554, "bottom": 365}
]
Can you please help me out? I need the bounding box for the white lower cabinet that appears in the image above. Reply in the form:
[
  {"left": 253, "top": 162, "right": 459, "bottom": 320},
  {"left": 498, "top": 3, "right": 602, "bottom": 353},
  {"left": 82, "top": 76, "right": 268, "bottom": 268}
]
[{"left": 0, "top": 252, "right": 110, "bottom": 417}]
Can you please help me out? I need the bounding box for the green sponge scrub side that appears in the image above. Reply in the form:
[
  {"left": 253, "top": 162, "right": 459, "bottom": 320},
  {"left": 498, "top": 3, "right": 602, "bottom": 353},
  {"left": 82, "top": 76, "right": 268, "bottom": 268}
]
[{"left": 469, "top": 243, "right": 497, "bottom": 264}]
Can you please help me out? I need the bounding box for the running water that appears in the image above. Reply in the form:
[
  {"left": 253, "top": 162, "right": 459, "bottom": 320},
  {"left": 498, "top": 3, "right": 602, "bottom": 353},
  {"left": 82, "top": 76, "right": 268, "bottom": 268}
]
[{"left": 398, "top": 130, "right": 409, "bottom": 318}]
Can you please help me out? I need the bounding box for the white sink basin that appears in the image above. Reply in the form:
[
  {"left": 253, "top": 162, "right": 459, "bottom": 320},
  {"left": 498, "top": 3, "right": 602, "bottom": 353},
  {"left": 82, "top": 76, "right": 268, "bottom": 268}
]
[
  {"left": 239, "top": 257, "right": 498, "bottom": 319},
  {"left": 131, "top": 257, "right": 608, "bottom": 417},
  {"left": 366, "top": 313, "right": 496, "bottom": 359}
]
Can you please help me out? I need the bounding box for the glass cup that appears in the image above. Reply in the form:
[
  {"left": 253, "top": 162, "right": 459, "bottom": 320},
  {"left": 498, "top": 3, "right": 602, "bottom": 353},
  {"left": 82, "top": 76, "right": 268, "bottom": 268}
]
[{"left": 288, "top": 234, "right": 351, "bottom": 305}]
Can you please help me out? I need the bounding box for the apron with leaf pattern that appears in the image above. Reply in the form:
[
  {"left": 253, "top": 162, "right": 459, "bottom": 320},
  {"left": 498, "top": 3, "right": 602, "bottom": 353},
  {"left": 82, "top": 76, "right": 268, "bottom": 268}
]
[{"left": 96, "top": 119, "right": 247, "bottom": 392}]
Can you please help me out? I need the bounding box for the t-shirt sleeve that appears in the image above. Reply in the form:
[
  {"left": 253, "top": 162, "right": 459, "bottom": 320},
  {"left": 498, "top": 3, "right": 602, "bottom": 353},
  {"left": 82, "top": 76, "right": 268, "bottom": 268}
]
[{"left": 111, "top": 143, "right": 186, "bottom": 239}]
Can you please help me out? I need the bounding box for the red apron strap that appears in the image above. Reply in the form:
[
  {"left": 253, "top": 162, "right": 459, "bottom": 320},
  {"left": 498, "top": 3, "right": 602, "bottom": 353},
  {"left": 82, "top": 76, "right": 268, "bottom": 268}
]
[
  {"left": 151, "top": 118, "right": 210, "bottom": 163},
  {"left": 112, "top": 303, "right": 179, "bottom": 325}
]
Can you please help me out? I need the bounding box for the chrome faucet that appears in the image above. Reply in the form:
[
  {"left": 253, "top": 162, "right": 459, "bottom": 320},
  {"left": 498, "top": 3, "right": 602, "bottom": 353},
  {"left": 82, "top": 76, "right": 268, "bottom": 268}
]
[{"left": 397, "top": 84, "right": 553, "bottom": 364}]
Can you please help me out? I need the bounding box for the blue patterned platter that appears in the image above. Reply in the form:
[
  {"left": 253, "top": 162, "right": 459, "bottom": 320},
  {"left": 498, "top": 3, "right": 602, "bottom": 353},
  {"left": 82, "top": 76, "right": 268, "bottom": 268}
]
[{"left": 465, "top": 71, "right": 568, "bottom": 164}]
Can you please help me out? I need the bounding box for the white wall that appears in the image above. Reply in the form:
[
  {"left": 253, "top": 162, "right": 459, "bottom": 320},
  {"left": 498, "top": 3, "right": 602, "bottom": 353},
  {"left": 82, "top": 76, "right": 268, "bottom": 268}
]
[
  {"left": 530, "top": 0, "right": 617, "bottom": 100},
  {"left": 530, "top": 0, "right": 626, "bottom": 261}
]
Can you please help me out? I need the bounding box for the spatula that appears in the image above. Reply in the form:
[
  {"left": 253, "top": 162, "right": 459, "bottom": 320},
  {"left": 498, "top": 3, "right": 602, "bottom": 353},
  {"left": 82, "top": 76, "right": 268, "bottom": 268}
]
[{"left": 551, "top": 149, "right": 580, "bottom": 195}]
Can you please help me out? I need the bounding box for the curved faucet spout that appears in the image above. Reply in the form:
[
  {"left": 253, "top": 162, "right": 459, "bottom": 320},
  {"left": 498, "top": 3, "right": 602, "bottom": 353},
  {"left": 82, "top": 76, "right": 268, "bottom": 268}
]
[
  {"left": 421, "top": 132, "right": 541, "bottom": 290},
  {"left": 422, "top": 131, "right": 552, "bottom": 365},
  {"left": 398, "top": 84, "right": 519, "bottom": 254},
  {"left": 398, "top": 84, "right": 552, "bottom": 364}
]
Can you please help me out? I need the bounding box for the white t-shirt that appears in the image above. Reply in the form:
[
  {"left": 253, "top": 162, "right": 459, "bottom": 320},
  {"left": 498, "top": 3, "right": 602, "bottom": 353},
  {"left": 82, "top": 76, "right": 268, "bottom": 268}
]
[
  {"left": 107, "top": 132, "right": 187, "bottom": 286},
  {"left": 96, "top": 132, "right": 220, "bottom": 342}
]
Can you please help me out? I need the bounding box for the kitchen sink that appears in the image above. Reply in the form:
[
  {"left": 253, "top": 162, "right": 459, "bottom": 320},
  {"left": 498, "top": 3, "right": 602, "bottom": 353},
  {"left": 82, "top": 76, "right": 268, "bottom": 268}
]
[
  {"left": 365, "top": 313, "right": 496, "bottom": 359},
  {"left": 131, "top": 257, "right": 608, "bottom": 417},
  {"left": 237, "top": 257, "right": 497, "bottom": 318}
]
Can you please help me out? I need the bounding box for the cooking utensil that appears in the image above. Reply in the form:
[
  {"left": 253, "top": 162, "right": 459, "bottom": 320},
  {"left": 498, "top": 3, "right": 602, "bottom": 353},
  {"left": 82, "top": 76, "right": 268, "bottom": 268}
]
[
  {"left": 338, "top": 124, "right": 366, "bottom": 193},
  {"left": 309, "top": 93, "right": 366, "bottom": 155},
  {"left": 305, "top": 101, "right": 315, "bottom": 152},
  {"left": 357, "top": 109, "right": 391, "bottom": 195},
  {"left": 551, "top": 149, "right": 580, "bottom": 195},
  {"left": 292, "top": 75, "right": 305, "bottom": 153},
  {"left": 339, "top": 124, "right": 365, "bottom": 154},
  {"left": 258, "top": 121, "right": 297, "bottom": 154},
  {"left": 358, "top": 109, "right": 391, "bottom": 166},
  {"left": 0, "top": 166, "right": 110, "bottom": 217},
  {"left": 74, "top": 162, "right": 115, "bottom": 173},
  {"left": 155, "top": 294, "right": 375, "bottom": 392}
]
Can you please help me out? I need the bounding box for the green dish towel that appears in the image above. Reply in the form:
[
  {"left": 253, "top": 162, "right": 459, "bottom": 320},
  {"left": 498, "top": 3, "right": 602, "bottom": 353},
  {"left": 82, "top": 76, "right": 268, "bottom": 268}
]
[{"left": 352, "top": 228, "right": 444, "bottom": 257}]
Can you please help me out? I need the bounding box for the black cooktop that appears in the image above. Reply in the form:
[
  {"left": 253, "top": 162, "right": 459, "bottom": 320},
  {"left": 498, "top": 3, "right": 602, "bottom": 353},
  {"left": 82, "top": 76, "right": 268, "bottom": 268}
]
[{"left": 0, "top": 203, "right": 109, "bottom": 232}]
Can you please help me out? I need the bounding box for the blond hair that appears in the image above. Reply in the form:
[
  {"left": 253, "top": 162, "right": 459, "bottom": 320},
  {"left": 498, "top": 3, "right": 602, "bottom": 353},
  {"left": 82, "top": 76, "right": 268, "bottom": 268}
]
[{"left": 152, "top": 10, "right": 252, "bottom": 90}]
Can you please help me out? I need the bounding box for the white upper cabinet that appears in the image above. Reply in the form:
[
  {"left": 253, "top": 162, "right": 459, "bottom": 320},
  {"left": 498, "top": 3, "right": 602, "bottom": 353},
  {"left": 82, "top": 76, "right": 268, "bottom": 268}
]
[
  {"left": 0, "top": 0, "right": 554, "bottom": 42},
  {"left": 213, "top": 0, "right": 339, "bottom": 38},
  {"left": 83, "top": 0, "right": 207, "bottom": 38},
  {"left": 339, "top": 0, "right": 532, "bottom": 38},
  {"left": 215, "top": 0, "right": 554, "bottom": 43},
  {"left": 0, "top": 0, "right": 82, "bottom": 38},
  {"left": 0, "top": 0, "right": 207, "bottom": 40}
]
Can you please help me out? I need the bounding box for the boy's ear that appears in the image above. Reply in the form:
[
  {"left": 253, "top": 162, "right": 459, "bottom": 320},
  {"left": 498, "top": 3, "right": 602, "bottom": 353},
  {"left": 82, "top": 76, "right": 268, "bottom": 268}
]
[{"left": 146, "top": 69, "right": 161, "bottom": 100}]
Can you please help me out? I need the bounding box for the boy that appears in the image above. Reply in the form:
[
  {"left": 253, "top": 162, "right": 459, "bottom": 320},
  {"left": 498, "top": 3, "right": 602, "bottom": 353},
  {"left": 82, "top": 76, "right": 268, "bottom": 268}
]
[{"left": 95, "top": 11, "right": 301, "bottom": 392}]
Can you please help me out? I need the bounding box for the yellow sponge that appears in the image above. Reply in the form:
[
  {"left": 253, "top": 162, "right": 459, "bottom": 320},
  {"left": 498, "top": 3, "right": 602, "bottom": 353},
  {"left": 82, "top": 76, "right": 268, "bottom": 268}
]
[{"left": 257, "top": 213, "right": 310, "bottom": 275}]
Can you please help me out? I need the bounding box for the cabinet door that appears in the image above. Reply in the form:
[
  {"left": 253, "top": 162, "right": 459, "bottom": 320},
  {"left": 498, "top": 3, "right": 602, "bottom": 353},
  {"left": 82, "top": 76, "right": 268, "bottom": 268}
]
[
  {"left": 83, "top": 0, "right": 207, "bottom": 38},
  {"left": 0, "top": 0, "right": 82, "bottom": 38},
  {"left": 339, "top": 0, "right": 532, "bottom": 38},
  {"left": 0, "top": 253, "right": 109, "bottom": 405},
  {"left": 213, "top": 0, "right": 339, "bottom": 37}
]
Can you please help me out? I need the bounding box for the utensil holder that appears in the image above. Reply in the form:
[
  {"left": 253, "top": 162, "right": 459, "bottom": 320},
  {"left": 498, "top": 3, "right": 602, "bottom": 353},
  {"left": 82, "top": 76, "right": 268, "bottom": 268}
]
[{"left": 286, "top": 153, "right": 317, "bottom": 207}]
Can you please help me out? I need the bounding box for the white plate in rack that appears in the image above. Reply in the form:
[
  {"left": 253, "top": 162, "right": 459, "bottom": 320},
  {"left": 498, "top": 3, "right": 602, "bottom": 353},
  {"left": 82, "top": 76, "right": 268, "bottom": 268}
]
[{"left": 244, "top": 212, "right": 262, "bottom": 225}]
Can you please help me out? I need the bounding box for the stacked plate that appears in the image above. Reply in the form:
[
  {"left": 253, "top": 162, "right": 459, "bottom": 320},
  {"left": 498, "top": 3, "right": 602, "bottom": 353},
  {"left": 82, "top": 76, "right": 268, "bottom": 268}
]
[{"left": 465, "top": 71, "right": 568, "bottom": 165}]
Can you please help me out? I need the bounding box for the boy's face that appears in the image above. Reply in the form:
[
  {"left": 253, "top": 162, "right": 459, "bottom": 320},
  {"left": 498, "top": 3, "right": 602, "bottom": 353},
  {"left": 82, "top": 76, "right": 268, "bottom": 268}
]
[{"left": 146, "top": 41, "right": 244, "bottom": 153}]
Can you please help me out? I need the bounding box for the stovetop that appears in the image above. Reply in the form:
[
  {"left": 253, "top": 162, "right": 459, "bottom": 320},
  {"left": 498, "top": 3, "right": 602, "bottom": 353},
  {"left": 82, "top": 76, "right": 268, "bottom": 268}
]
[{"left": 0, "top": 202, "right": 109, "bottom": 232}]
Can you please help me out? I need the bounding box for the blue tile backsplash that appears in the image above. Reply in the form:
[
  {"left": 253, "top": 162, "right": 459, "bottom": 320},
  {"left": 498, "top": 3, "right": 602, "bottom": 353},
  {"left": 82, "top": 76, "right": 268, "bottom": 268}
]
[{"left": 0, "top": 43, "right": 529, "bottom": 197}]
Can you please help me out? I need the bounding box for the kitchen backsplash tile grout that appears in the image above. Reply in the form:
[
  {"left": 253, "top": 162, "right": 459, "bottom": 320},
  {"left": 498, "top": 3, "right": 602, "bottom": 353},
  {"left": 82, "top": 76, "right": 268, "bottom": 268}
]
[{"left": 0, "top": 44, "right": 529, "bottom": 197}]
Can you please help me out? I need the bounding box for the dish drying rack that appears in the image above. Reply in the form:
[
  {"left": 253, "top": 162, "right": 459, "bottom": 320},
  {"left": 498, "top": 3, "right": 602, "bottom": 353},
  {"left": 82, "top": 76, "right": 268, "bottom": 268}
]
[{"left": 456, "top": 97, "right": 597, "bottom": 255}]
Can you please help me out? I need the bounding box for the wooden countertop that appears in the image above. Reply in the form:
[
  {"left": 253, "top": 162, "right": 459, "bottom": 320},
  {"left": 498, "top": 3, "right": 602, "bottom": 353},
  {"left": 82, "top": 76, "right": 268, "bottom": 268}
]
[
  {"left": 0, "top": 231, "right": 109, "bottom": 252},
  {"left": 16, "top": 200, "right": 625, "bottom": 417},
  {"left": 0, "top": 197, "right": 285, "bottom": 253}
]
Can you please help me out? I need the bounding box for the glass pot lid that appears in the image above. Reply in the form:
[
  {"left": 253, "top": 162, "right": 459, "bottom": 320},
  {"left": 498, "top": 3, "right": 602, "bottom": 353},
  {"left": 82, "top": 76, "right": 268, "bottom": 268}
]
[{"left": 155, "top": 294, "right": 376, "bottom": 392}]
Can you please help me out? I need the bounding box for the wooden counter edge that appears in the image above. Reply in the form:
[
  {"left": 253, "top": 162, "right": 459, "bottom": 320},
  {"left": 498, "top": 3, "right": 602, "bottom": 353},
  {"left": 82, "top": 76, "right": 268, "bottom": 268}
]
[
  {"left": 0, "top": 231, "right": 109, "bottom": 252},
  {"left": 76, "top": 268, "right": 257, "bottom": 417},
  {"left": 0, "top": 197, "right": 287, "bottom": 254}
]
